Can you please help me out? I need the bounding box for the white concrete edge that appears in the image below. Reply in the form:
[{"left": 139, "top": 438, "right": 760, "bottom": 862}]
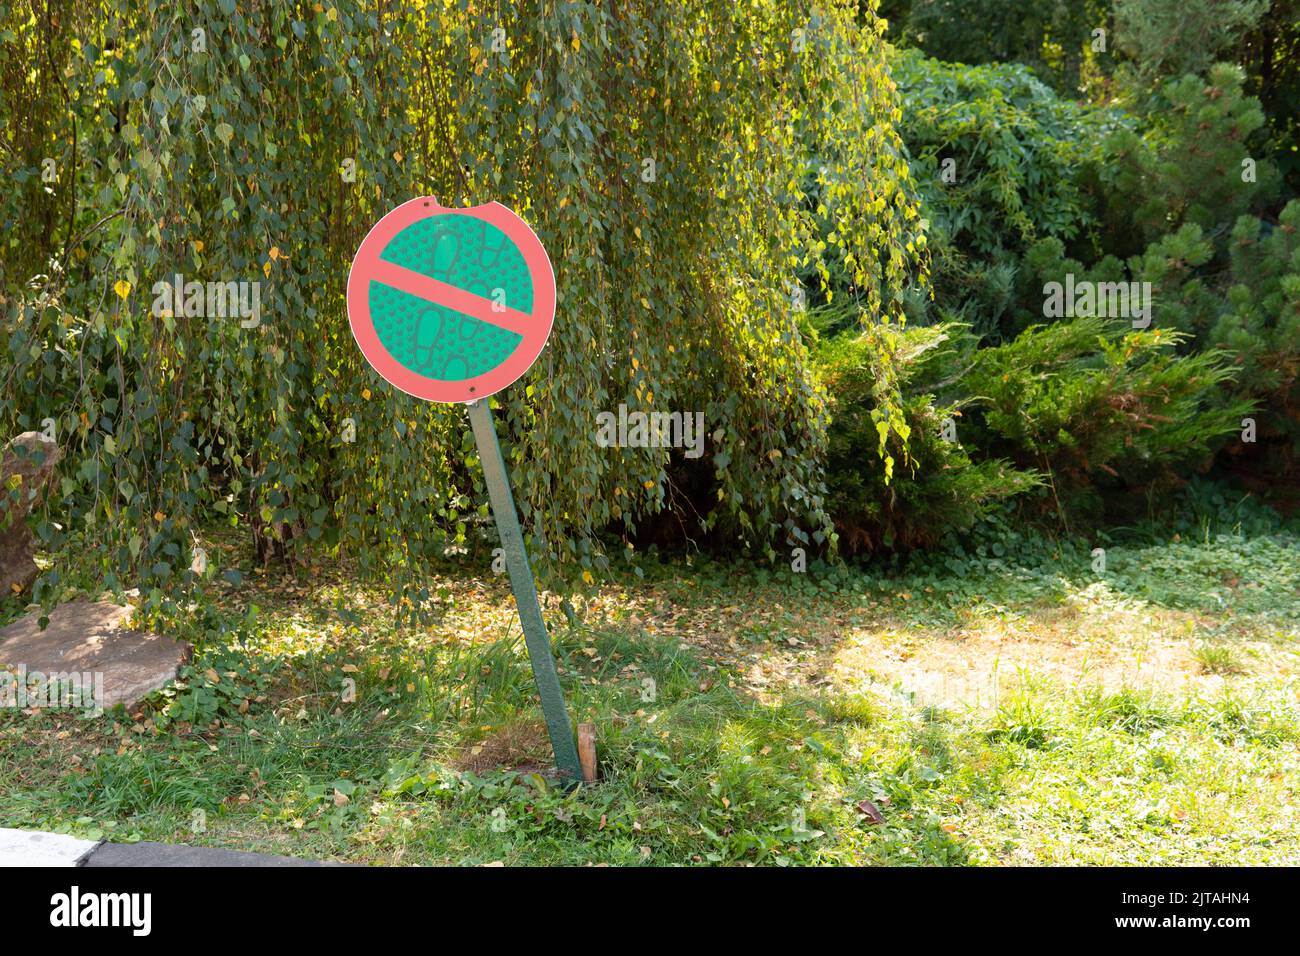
[{"left": 0, "top": 828, "right": 103, "bottom": 867}]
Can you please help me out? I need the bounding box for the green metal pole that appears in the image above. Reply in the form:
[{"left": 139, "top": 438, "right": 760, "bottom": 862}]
[{"left": 466, "top": 398, "right": 582, "bottom": 781}]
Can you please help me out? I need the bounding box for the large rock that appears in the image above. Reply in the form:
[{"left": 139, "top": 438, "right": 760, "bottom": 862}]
[
  {"left": 0, "top": 599, "right": 191, "bottom": 712},
  {"left": 1, "top": 431, "right": 62, "bottom": 596}
]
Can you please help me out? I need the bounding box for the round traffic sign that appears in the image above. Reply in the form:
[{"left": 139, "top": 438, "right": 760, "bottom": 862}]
[{"left": 347, "top": 197, "right": 556, "bottom": 403}]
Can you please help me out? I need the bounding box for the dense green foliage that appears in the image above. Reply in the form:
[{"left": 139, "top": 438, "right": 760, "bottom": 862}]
[
  {"left": 3, "top": 0, "right": 1296, "bottom": 590},
  {"left": 1112, "top": 0, "right": 1268, "bottom": 88},
  {"left": 884, "top": 0, "right": 1300, "bottom": 189},
  {"left": 1, "top": 0, "right": 925, "bottom": 610},
  {"left": 966, "top": 319, "right": 1250, "bottom": 523},
  {"left": 817, "top": 305, "right": 1248, "bottom": 535},
  {"left": 890, "top": 49, "right": 1115, "bottom": 340},
  {"left": 1098, "top": 63, "right": 1280, "bottom": 245},
  {"left": 1215, "top": 205, "right": 1300, "bottom": 470},
  {"left": 816, "top": 2, "right": 1297, "bottom": 545},
  {"left": 883, "top": 0, "right": 1110, "bottom": 94},
  {"left": 818, "top": 320, "right": 1038, "bottom": 553}
]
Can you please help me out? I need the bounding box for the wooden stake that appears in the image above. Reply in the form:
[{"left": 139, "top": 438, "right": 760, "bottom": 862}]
[{"left": 577, "top": 723, "right": 598, "bottom": 783}]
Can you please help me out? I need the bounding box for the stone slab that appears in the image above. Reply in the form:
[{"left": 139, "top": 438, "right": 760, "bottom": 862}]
[
  {"left": 0, "top": 599, "right": 191, "bottom": 710},
  {"left": 0, "top": 828, "right": 100, "bottom": 867}
]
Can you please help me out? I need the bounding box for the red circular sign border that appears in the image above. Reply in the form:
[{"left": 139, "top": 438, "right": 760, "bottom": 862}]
[{"left": 346, "top": 197, "right": 556, "bottom": 404}]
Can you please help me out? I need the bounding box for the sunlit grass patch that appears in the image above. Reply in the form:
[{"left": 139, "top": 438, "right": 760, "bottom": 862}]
[{"left": 1, "top": 525, "right": 1296, "bottom": 865}]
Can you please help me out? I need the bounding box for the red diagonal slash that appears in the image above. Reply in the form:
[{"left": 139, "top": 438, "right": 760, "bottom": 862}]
[{"left": 363, "top": 257, "right": 535, "bottom": 338}]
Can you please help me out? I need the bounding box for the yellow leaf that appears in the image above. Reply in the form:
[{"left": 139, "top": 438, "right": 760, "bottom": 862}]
[
  {"left": 153, "top": 511, "right": 165, "bottom": 522},
  {"left": 640, "top": 297, "right": 650, "bottom": 309},
  {"left": 571, "top": 32, "right": 580, "bottom": 52},
  {"left": 193, "top": 240, "right": 204, "bottom": 253},
  {"left": 581, "top": 570, "right": 594, "bottom": 586},
  {"left": 361, "top": 388, "right": 371, "bottom": 400},
  {"left": 643, "top": 480, "right": 655, "bottom": 489},
  {"left": 263, "top": 260, "right": 272, "bottom": 277},
  {"left": 269, "top": 246, "right": 280, "bottom": 261},
  {"left": 634, "top": 226, "right": 641, "bottom": 240},
  {"left": 113, "top": 279, "right": 131, "bottom": 299}
]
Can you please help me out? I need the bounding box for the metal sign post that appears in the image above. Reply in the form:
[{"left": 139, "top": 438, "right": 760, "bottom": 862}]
[
  {"left": 466, "top": 398, "right": 581, "bottom": 779},
  {"left": 347, "top": 196, "right": 582, "bottom": 780}
]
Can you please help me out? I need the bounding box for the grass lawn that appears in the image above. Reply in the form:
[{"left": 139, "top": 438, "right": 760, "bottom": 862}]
[{"left": 2, "top": 523, "right": 1297, "bottom": 865}]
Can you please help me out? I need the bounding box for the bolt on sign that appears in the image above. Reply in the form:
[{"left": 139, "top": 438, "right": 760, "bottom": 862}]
[{"left": 347, "top": 197, "right": 581, "bottom": 780}]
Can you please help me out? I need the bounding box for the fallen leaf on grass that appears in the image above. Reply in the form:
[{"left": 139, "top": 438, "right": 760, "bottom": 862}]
[{"left": 856, "top": 798, "right": 885, "bottom": 825}]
